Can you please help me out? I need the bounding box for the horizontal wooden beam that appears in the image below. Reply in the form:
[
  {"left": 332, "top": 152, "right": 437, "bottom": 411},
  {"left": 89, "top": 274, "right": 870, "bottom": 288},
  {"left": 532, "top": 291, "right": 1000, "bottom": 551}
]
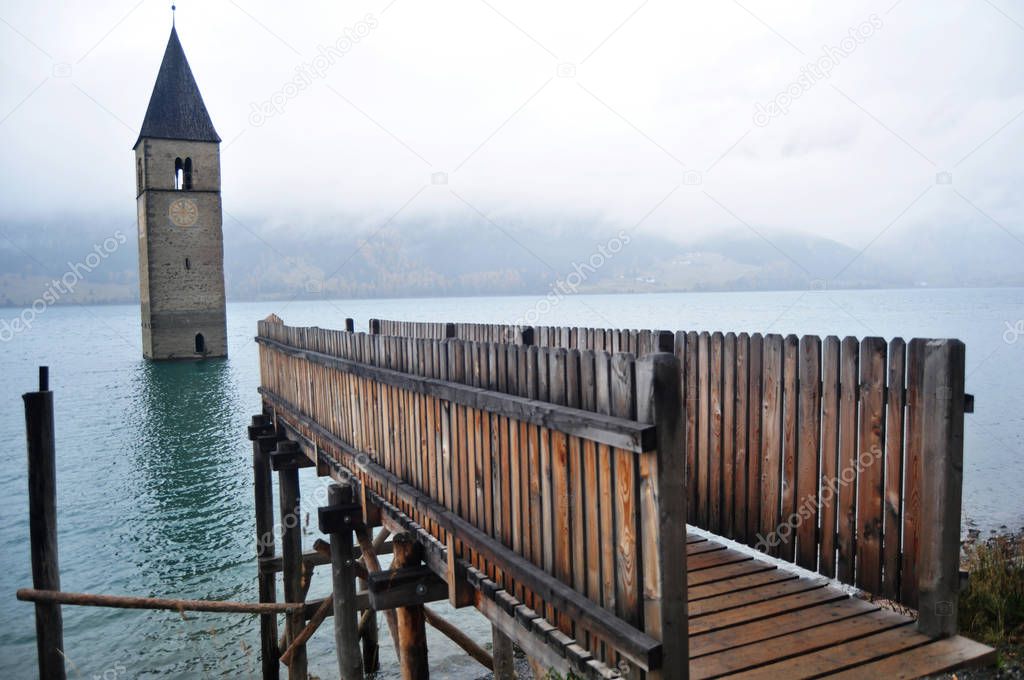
[
  {"left": 367, "top": 566, "right": 449, "bottom": 610},
  {"left": 256, "top": 336, "right": 655, "bottom": 452},
  {"left": 302, "top": 593, "right": 370, "bottom": 618},
  {"left": 259, "top": 541, "right": 395, "bottom": 575},
  {"left": 17, "top": 588, "right": 304, "bottom": 615}
]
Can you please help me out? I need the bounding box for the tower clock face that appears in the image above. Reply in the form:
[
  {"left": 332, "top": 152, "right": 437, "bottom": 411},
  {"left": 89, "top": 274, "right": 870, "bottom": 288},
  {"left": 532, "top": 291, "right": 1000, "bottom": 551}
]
[{"left": 168, "top": 198, "right": 199, "bottom": 227}]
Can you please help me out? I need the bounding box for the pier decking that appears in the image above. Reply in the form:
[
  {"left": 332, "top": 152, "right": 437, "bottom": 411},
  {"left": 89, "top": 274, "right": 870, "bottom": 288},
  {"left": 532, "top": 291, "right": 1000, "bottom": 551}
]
[{"left": 683, "top": 530, "right": 994, "bottom": 678}]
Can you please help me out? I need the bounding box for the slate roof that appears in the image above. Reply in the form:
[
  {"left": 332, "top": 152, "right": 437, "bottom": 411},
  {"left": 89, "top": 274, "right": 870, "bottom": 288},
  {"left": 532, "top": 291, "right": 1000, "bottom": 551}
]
[{"left": 135, "top": 26, "right": 220, "bottom": 147}]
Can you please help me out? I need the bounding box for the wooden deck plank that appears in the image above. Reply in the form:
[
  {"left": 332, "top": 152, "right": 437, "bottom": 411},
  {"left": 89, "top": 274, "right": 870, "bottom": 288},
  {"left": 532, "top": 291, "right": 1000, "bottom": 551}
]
[
  {"left": 827, "top": 635, "right": 998, "bottom": 679},
  {"left": 687, "top": 569, "right": 796, "bottom": 603},
  {"left": 689, "top": 597, "right": 879, "bottom": 659},
  {"left": 688, "top": 541, "right": 726, "bottom": 556},
  {"left": 689, "top": 560, "right": 776, "bottom": 587},
  {"left": 688, "top": 548, "right": 753, "bottom": 572},
  {"left": 689, "top": 586, "right": 848, "bottom": 635},
  {"left": 727, "top": 624, "right": 934, "bottom": 678},
  {"left": 692, "top": 609, "right": 911, "bottom": 678},
  {"left": 689, "top": 577, "right": 829, "bottom": 617}
]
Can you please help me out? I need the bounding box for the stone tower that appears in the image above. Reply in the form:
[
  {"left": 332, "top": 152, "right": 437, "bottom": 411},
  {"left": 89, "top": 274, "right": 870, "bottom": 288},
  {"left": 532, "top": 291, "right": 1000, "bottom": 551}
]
[{"left": 134, "top": 25, "right": 227, "bottom": 360}]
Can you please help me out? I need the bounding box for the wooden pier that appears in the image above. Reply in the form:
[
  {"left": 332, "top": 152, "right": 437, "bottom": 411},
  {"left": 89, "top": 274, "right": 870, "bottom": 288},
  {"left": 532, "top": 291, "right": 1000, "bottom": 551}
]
[
  {"left": 249, "top": 316, "right": 995, "bottom": 678},
  {"left": 17, "top": 316, "right": 997, "bottom": 679}
]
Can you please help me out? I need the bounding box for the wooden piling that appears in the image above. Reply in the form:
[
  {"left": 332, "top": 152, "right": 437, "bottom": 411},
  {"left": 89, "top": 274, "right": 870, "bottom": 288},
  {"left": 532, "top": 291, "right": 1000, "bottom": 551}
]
[
  {"left": 917, "top": 339, "right": 966, "bottom": 638},
  {"left": 326, "top": 484, "right": 364, "bottom": 679},
  {"left": 393, "top": 532, "right": 429, "bottom": 680},
  {"left": 250, "top": 415, "right": 280, "bottom": 680},
  {"left": 23, "top": 366, "right": 66, "bottom": 680},
  {"left": 491, "top": 625, "right": 515, "bottom": 680},
  {"left": 276, "top": 440, "right": 307, "bottom": 679}
]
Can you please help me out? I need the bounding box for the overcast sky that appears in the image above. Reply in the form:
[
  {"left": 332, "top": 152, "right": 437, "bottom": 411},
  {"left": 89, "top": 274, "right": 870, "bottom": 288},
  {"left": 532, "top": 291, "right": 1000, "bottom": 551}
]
[{"left": 1, "top": 0, "right": 1022, "bottom": 248}]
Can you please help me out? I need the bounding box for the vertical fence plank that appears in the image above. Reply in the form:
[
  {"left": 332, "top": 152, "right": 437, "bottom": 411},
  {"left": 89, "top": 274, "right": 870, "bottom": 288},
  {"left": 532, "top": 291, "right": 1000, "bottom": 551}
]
[
  {"left": 697, "top": 332, "right": 711, "bottom": 528},
  {"left": 760, "top": 334, "right": 783, "bottom": 555},
  {"left": 837, "top": 336, "right": 860, "bottom": 584},
  {"left": 580, "top": 350, "right": 602, "bottom": 610},
  {"left": 796, "top": 335, "right": 822, "bottom": 571},
  {"left": 882, "top": 338, "right": 907, "bottom": 601},
  {"left": 857, "top": 338, "right": 887, "bottom": 593},
  {"left": 611, "top": 353, "right": 641, "bottom": 633},
  {"left": 722, "top": 333, "right": 736, "bottom": 539},
  {"left": 685, "top": 331, "right": 700, "bottom": 524},
  {"left": 709, "top": 332, "right": 724, "bottom": 534},
  {"left": 902, "top": 338, "right": 925, "bottom": 608},
  {"left": 818, "top": 337, "right": 840, "bottom": 577},
  {"left": 747, "top": 333, "right": 763, "bottom": 545},
  {"left": 595, "top": 350, "right": 617, "bottom": 622},
  {"left": 734, "top": 333, "right": 750, "bottom": 542}
]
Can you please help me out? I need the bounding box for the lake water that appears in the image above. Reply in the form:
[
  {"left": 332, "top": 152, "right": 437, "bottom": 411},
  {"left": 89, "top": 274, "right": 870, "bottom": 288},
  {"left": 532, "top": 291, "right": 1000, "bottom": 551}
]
[{"left": 1, "top": 288, "right": 1021, "bottom": 678}]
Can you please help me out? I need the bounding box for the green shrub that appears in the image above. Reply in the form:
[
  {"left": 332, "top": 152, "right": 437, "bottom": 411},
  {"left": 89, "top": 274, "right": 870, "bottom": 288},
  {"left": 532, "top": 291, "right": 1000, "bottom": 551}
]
[{"left": 959, "top": 533, "right": 1024, "bottom": 645}]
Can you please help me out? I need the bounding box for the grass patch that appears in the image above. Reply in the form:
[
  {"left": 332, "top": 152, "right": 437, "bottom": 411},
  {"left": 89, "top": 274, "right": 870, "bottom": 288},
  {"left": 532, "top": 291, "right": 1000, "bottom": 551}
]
[{"left": 960, "top": 531, "right": 1024, "bottom": 646}]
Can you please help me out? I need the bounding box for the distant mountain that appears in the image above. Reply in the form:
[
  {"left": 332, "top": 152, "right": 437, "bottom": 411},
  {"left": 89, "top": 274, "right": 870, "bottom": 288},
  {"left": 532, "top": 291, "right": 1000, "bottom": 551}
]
[{"left": 0, "top": 214, "right": 1019, "bottom": 307}]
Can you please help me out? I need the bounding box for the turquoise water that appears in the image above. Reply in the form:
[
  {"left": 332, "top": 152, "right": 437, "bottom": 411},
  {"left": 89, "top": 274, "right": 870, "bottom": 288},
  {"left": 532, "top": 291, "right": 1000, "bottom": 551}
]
[{"left": 0, "top": 288, "right": 1021, "bottom": 678}]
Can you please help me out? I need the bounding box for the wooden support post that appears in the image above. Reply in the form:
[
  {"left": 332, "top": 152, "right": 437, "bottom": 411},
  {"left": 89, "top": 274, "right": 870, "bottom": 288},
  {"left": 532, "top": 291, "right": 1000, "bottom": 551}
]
[
  {"left": 358, "top": 571, "right": 379, "bottom": 672},
  {"left": 355, "top": 527, "right": 401, "bottom": 658},
  {"left": 637, "top": 353, "right": 689, "bottom": 680},
  {"left": 520, "top": 327, "right": 534, "bottom": 346},
  {"left": 277, "top": 440, "right": 307, "bottom": 679},
  {"left": 345, "top": 318, "right": 355, "bottom": 333},
  {"left": 250, "top": 415, "right": 280, "bottom": 680},
  {"left": 917, "top": 339, "right": 966, "bottom": 638},
  {"left": 445, "top": 322, "right": 456, "bottom": 339},
  {"left": 323, "top": 484, "right": 364, "bottom": 679},
  {"left": 393, "top": 533, "right": 429, "bottom": 680},
  {"left": 23, "top": 366, "right": 66, "bottom": 680},
  {"left": 370, "top": 319, "right": 381, "bottom": 335},
  {"left": 491, "top": 624, "right": 515, "bottom": 680}
]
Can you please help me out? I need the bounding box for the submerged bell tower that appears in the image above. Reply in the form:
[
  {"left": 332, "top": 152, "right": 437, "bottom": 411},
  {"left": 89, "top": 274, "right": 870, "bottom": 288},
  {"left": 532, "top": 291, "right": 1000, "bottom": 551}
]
[{"left": 134, "top": 21, "right": 227, "bottom": 360}]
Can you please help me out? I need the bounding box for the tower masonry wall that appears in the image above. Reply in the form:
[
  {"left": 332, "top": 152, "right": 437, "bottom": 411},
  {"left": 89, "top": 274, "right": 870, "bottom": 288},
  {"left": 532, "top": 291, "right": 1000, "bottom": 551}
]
[{"left": 136, "top": 138, "right": 227, "bottom": 360}]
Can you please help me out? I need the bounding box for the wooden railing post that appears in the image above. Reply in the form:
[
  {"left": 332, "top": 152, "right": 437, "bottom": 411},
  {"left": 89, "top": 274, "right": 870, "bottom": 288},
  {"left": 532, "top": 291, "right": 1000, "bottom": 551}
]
[
  {"left": 345, "top": 318, "right": 355, "bottom": 333},
  {"left": 321, "top": 483, "right": 364, "bottom": 679},
  {"left": 249, "top": 415, "right": 280, "bottom": 680},
  {"left": 917, "top": 339, "right": 966, "bottom": 638},
  {"left": 23, "top": 366, "right": 66, "bottom": 680},
  {"left": 275, "top": 440, "right": 307, "bottom": 679},
  {"left": 370, "top": 319, "right": 381, "bottom": 335},
  {"left": 637, "top": 353, "right": 688, "bottom": 680}
]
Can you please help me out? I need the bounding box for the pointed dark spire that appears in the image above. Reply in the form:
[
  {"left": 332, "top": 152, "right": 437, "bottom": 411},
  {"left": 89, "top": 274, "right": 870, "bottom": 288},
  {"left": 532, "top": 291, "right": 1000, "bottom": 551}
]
[{"left": 135, "top": 26, "right": 220, "bottom": 147}]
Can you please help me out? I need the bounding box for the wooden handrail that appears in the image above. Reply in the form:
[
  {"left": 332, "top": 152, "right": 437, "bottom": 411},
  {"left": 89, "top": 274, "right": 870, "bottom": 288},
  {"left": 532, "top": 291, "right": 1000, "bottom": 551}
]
[{"left": 256, "top": 336, "right": 656, "bottom": 452}]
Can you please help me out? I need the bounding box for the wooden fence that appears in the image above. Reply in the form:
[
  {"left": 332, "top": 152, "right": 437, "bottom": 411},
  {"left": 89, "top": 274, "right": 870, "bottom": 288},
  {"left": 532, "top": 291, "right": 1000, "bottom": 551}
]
[
  {"left": 368, "top": 318, "right": 969, "bottom": 612},
  {"left": 257, "top": 320, "right": 689, "bottom": 676}
]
